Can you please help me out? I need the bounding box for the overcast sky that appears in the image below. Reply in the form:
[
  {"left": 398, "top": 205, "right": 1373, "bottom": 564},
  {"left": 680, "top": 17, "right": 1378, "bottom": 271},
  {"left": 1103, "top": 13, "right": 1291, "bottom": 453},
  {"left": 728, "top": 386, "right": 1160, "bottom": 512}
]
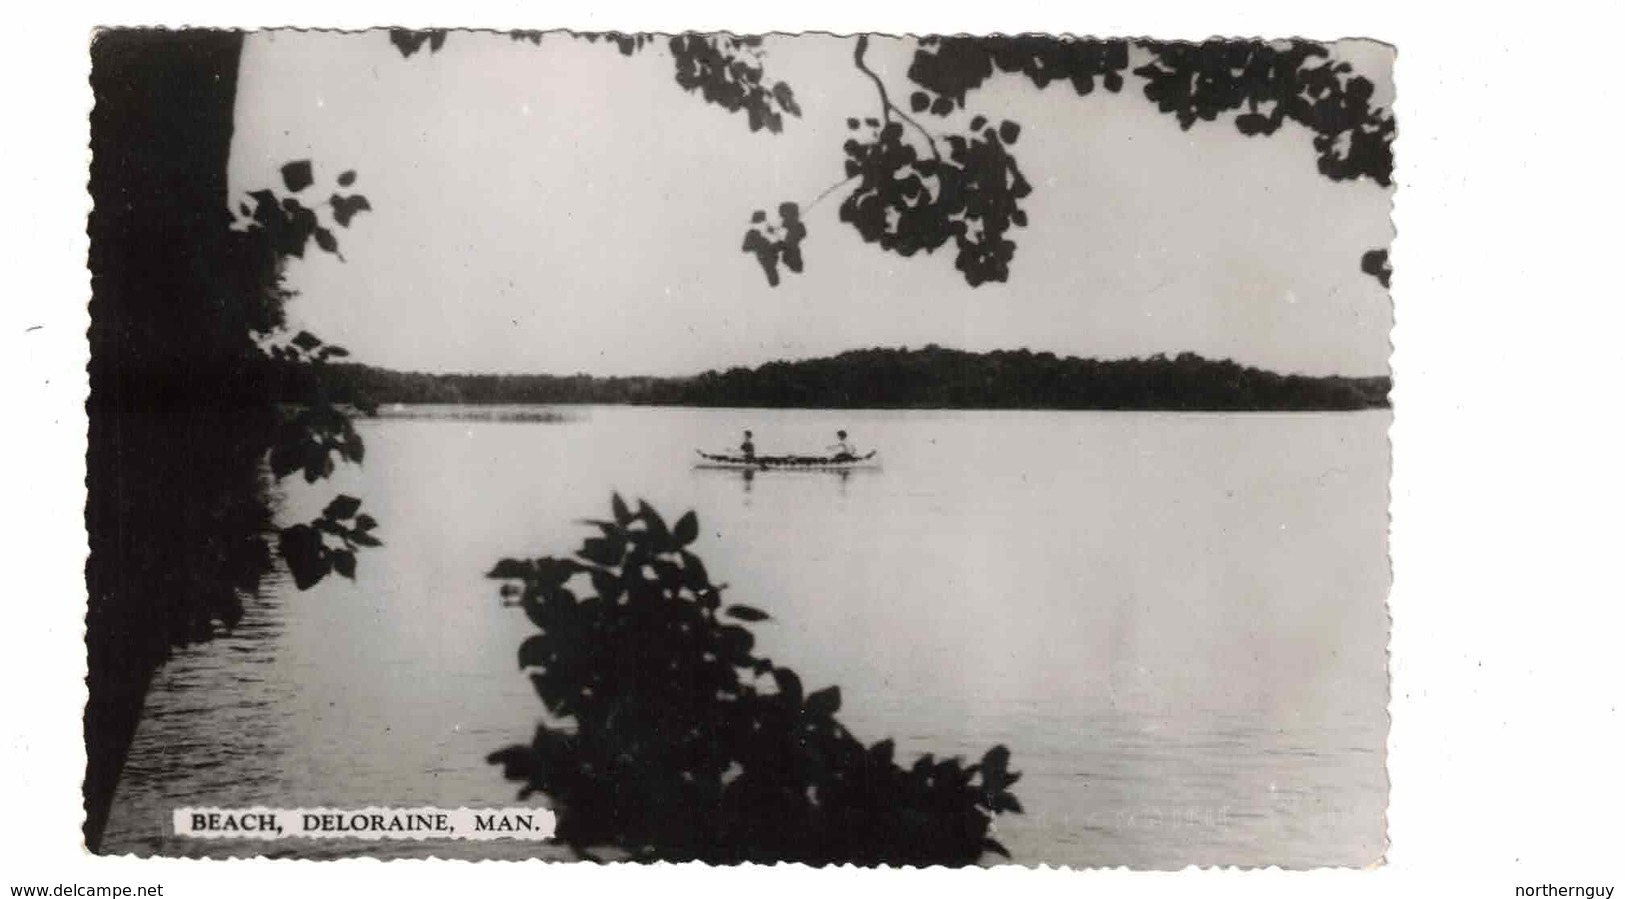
[{"left": 229, "top": 32, "right": 1394, "bottom": 377}]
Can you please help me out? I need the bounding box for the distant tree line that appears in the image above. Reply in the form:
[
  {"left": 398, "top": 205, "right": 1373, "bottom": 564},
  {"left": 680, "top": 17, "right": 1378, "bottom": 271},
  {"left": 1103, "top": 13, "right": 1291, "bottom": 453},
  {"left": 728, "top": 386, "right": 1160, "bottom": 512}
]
[
  {"left": 86, "top": 28, "right": 1388, "bottom": 857},
  {"left": 315, "top": 346, "right": 1390, "bottom": 412}
]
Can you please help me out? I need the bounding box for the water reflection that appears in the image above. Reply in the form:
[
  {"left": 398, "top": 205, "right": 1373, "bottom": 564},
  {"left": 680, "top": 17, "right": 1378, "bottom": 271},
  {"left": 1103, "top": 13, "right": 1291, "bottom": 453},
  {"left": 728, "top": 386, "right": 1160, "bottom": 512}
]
[
  {"left": 695, "top": 465, "right": 880, "bottom": 499},
  {"left": 100, "top": 407, "right": 1390, "bottom": 866}
]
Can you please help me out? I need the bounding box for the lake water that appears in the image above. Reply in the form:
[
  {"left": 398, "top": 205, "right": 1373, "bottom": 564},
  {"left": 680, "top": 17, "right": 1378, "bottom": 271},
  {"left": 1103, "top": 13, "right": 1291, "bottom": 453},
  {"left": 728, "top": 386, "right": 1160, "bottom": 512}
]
[{"left": 101, "top": 406, "right": 1391, "bottom": 867}]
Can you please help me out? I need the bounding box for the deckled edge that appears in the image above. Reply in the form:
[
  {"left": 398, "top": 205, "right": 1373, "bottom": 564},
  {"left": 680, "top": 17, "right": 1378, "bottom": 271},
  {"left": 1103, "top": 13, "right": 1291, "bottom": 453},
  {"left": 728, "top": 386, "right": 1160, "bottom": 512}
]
[
  {"left": 82, "top": 24, "right": 1393, "bottom": 44},
  {"left": 77, "top": 24, "right": 98, "bottom": 858},
  {"left": 78, "top": 26, "right": 1399, "bottom": 873},
  {"left": 1380, "top": 34, "right": 1399, "bottom": 872}
]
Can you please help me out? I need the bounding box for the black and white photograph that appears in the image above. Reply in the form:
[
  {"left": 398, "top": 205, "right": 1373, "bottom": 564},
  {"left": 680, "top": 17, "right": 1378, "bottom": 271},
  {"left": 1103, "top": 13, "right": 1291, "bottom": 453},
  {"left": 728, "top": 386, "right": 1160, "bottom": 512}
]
[{"left": 80, "top": 28, "right": 1398, "bottom": 868}]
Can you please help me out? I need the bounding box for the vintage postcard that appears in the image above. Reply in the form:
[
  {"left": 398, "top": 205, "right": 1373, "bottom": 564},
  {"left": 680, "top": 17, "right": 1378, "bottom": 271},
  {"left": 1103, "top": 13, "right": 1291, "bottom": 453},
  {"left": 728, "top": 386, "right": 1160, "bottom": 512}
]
[{"left": 85, "top": 28, "right": 1393, "bottom": 867}]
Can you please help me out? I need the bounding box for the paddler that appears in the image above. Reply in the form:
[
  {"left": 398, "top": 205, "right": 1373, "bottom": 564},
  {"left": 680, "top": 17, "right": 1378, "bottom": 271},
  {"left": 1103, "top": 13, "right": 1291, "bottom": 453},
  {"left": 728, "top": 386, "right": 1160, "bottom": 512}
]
[{"left": 827, "top": 429, "right": 856, "bottom": 461}]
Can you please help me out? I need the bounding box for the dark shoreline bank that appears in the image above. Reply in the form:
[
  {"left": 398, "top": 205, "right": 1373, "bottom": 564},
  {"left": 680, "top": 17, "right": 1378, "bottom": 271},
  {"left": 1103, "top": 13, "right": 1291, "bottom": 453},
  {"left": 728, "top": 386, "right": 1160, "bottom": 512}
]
[{"left": 313, "top": 346, "right": 1390, "bottom": 413}]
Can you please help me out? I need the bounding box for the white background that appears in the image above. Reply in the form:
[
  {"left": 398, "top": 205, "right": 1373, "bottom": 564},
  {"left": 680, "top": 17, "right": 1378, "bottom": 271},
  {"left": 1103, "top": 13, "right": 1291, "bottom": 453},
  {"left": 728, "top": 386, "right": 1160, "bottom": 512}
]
[{"left": 4, "top": 1, "right": 1621, "bottom": 897}]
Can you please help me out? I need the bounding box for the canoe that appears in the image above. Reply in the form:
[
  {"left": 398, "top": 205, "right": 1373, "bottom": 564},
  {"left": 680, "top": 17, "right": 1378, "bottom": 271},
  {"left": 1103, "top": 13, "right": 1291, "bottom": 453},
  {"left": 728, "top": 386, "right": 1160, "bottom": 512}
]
[{"left": 694, "top": 449, "right": 879, "bottom": 471}]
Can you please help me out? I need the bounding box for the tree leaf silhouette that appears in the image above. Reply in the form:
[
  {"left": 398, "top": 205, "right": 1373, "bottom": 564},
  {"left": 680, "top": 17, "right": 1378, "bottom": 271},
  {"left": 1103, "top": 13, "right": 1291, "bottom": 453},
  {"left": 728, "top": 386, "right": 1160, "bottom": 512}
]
[
  {"left": 673, "top": 510, "right": 699, "bottom": 546},
  {"left": 330, "top": 194, "right": 372, "bottom": 228},
  {"left": 280, "top": 159, "right": 313, "bottom": 192},
  {"left": 806, "top": 685, "right": 841, "bottom": 716},
  {"left": 322, "top": 494, "right": 362, "bottom": 520}
]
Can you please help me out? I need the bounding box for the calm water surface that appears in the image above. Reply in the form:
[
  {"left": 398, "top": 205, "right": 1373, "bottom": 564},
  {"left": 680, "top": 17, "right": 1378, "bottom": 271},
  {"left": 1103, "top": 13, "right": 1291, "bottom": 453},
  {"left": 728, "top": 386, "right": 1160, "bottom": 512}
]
[{"left": 103, "top": 407, "right": 1390, "bottom": 866}]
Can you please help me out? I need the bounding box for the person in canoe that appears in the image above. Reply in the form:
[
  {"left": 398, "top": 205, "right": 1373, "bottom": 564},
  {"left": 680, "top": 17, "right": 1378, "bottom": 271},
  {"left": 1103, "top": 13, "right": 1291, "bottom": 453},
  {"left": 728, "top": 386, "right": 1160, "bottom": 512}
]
[
  {"left": 740, "top": 429, "right": 757, "bottom": 462},
  {"left": 827, "top": 429, "right": 857, "bottom": 462}
]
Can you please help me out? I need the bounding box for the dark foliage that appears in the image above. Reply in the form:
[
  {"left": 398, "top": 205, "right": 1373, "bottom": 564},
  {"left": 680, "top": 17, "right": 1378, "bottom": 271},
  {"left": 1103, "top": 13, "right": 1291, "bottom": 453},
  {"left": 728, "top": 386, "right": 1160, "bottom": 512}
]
[
  {"left": 319, "top": 347, "right": 1389, "bottom": 412},
  {"left": 740, "top": 202, "right": 806, "bottom": 287},
  {"left": 228, "top": 172, "right": 379, "bottom": 569},
  {"left": 907, "top": 36, "right": 1132, "bottom": 111},
  {"left": 388, "top": 28, "right": 448, "bottom": 58},
  {"left": 278, "top": 494, "right": 381, "bottom": 589},
  {"left": 1134, "top": 40, "right": 1395, "bottom": 187},
  {"left": 89, "top": 31, "right": 255, "bottom": 848},
  {"left": 837, "top": 114, "right": 1032, "bottom": 287},
  {"left": 904, "top": 37, "right": 1394, "bottom": 188},
  {"left": 582, "top": 32, "right": 653, "bottom": 56},
  {"left": 487, "top": 498, "right": 1021, "bottom": 864},
  {"left": 262, "top": 330, "right": 375, "bottom": 483},
  {"left": 237, "top": 165, "right": 371, "bottom": 265},
  {"left": 1361, "top": 248, "right": 1392, "bottom": 288},
  {"left": 668, "top": 34, "right": 801, "bottom": 134},
  {"left": 765, "top": 35, "right": 1394, "bottom": 288},
  {"left": 394, "top": 31, "right": 800, "bottom": 136},
  {"left": 381, "top": 30, "right": 1392, "bottom": 289},
  {"left": 87, "top": 31, "right": 376, "bottom": 849},
  {"left": 85, "top": 27, "right": 1390, "bottom": 854}
]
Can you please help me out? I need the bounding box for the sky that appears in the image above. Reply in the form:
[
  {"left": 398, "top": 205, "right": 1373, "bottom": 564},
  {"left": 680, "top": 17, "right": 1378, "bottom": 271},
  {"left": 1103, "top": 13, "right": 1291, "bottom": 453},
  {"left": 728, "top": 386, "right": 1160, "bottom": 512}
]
[{"left": 229, "top": 32, "right": 1394, "bottom": 377}]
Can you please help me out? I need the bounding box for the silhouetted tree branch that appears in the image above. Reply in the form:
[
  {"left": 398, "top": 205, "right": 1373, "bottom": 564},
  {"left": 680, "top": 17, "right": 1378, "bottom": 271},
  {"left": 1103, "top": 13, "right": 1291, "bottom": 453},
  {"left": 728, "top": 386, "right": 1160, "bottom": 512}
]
[
  {"left": 787, "top": 35, "right": 1394, "bottom": 288},
  {"left": 487, "top": 496, "right": 1023, "bottom": 864},
  {"left": 85, "top": 28, "right": 1391, "bottom": 855},
  {"left": 386, "top": 30, "right": 1393, "bottom": 290},
  {"left": 854, "top": 35, "right": 941, "bottom": 161},
  {"left": 87, "top": 31, "right": 381, "bottom": 849}
]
